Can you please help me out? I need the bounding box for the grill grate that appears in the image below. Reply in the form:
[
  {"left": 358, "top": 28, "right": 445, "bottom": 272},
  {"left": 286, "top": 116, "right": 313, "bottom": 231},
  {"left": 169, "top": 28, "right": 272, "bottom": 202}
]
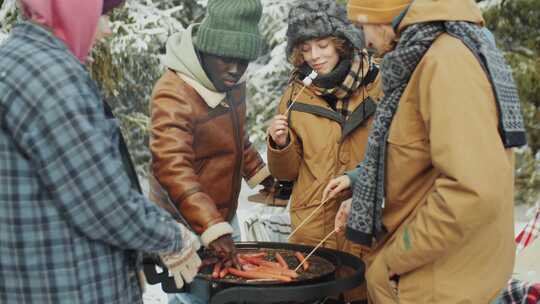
[
  {"left": 143, "top": 242, "right": 365, "bottom": 304},
  {"left": 197, "top": 248, "right": 335, "bottom": 285}
]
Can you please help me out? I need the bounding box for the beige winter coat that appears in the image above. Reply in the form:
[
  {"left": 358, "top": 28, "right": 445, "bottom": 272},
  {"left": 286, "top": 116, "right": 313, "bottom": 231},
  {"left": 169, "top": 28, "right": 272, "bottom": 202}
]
[
  {"left": 268, "top": 69, "right": 382, "bottom": 244},
  {"left": 361, "top": 1, "right": 516, "bottom": 303},
  {"left": 267, "top": 63, "right": 383, "bottom": 300}
]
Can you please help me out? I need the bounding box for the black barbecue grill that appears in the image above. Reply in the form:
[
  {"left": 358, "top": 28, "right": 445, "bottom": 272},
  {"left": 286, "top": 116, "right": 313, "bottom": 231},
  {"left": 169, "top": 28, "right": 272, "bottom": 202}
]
[{"left": 143, "top": 242, "right": 365, "bottom": 304}]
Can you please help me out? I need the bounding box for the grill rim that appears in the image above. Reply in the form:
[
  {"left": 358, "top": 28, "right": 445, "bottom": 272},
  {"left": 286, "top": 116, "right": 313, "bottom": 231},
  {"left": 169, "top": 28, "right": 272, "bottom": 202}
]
[{"left": 143, "top": 241, "right": 365, "bottom": 304}]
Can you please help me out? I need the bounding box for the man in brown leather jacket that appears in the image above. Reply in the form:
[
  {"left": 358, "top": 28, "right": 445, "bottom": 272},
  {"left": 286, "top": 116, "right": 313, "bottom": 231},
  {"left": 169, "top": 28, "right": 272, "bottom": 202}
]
[{"left": 149, "top": 0, "right": 272, "bottom": 289}]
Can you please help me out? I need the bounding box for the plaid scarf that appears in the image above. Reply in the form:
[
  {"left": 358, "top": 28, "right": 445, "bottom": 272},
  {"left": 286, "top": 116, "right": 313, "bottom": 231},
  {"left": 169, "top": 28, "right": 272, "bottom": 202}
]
[
  {"left": 296, "top": 50, "right": 367, "bottom": 118},
  {"left": 346, "top": 21, "right": 527, "bottom": 247}
]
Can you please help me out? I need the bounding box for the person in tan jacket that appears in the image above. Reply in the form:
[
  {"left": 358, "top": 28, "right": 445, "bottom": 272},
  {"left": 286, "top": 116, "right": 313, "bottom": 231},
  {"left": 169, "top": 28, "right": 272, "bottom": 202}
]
[
  {"left": 149, "top": 0, "right": 273, "bottom": 303},
  {"left": 267, "top": 1, "right": 382, "bottom": 302},
  {"left": 324, "top": 0, "right": 528, "bottom": 303}
]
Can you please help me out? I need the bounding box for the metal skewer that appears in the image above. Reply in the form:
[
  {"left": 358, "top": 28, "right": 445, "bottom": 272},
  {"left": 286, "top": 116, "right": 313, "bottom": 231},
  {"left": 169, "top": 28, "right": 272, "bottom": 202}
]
[{"left": 294, "top": 229, "right": 337, "bottom": 272}]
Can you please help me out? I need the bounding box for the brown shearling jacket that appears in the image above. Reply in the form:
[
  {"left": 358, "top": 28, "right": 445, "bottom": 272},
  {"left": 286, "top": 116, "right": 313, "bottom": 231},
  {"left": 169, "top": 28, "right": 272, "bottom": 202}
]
[{"left": 149, "top": 70, "right": 269, "bottom": 246}]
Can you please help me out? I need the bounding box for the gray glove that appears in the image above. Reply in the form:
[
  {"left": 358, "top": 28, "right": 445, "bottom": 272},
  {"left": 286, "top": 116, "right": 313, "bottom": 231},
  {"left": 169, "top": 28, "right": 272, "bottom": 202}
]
[{"left": 160, "top": 223, "right": 202, "bottom": 288}]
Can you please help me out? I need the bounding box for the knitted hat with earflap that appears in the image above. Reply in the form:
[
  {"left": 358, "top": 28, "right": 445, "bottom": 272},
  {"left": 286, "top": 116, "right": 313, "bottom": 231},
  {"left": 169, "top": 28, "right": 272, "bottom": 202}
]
[
  {"left": 193, "top": 0, "right": 263, "bottom": 61},
  {"left": 285, "top": 0, "right": 365, "bottom": 58}
]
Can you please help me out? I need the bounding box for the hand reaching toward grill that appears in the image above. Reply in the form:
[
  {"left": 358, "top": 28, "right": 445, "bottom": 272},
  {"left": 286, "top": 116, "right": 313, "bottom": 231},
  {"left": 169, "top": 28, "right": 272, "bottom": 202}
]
[
  {"left": 209, "top": 234, "right": 241, "bottom": 270},
  {"left": 159, "top": 223, "right": 202, "bottom": 288},
  {"left": 268, "top": 114, "right": 290, "bottom": 148},
  {"left": 335, "top": 198, "right": 352, "bottom": 234},
  {"left": 322, "top": 175, "right": 351, "bottom": 202}
]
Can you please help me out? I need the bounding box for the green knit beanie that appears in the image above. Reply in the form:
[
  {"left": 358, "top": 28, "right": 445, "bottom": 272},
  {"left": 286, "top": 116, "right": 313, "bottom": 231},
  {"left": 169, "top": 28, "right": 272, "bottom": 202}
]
[{"left": 194, "top": 0, "right": 263, "bottom": 61}]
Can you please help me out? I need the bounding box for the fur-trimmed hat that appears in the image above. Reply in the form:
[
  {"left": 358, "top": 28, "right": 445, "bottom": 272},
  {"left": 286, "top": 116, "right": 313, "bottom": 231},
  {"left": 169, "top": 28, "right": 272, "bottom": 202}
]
[{"left": 285, "top": 0, "right": 364, "bottom": 57}]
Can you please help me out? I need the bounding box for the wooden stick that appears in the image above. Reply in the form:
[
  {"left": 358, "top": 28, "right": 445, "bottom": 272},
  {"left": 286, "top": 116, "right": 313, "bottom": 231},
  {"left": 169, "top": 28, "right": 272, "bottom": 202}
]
[
  {"left": 288, "top": 196, "right": 331, "bottom": 241},
  {"left": 283, "top": 85, "right": 307, "bottom": 117},
  {"left": 284, "top": 71, "right": 317, "bottom": 116},
  {"left": 294, "top": 229, "right": 336, "bottom": 272}
]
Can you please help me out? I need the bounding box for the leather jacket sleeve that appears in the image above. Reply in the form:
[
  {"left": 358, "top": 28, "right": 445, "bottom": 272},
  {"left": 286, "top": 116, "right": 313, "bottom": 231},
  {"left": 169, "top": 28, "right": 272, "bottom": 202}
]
[{"left": 242, "top": 131, "right": 270, "bottom": 188}]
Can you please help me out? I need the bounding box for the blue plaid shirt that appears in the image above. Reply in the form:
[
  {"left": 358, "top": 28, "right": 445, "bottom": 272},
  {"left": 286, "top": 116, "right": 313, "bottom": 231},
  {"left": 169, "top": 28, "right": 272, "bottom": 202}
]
[{"left": 0, "top": 22, "right": 183, "bottom": 303}]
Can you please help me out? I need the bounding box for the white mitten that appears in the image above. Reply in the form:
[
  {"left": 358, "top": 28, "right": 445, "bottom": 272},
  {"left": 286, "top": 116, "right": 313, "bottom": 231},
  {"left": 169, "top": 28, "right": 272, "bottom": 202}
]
[{"left": 160, "top": 223, "right": 202, "bottom": 288}]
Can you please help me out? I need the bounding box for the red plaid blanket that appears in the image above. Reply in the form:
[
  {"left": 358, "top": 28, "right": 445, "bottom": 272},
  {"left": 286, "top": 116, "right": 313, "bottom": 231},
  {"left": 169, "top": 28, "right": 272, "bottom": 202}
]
[
  {"left": 497, "top": 207, "right": 540, "bottom": 304},
  {"left": 499, "top": 279, "right": 540, "bottom": 304},
  {"left": 515, "top": 208, "right": 540, "bottom": 252}
]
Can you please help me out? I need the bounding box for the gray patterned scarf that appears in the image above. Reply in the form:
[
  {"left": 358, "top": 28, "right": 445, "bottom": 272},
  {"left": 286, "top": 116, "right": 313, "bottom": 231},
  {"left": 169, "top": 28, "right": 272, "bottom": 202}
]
[{"left": 346, "top": 21, "right": 527, "bottom": 247}]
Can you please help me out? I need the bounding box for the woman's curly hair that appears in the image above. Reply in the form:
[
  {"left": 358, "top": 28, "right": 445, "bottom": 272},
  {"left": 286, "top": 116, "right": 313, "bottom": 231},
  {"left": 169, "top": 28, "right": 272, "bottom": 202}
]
[{"left": 288, "top": 36, "right": 353, "bottom": 67}]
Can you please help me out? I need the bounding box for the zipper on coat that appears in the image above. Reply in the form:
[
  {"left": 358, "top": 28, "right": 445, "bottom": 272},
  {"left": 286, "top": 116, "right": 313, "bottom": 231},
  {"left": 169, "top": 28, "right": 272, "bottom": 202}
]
[{"left": 227, "top": 95, "right": 243, "bottom": 221}]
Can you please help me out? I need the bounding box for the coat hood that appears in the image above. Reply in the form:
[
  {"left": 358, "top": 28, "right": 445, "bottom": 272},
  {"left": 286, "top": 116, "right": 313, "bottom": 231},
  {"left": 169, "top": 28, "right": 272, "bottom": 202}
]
[
  {"left": 397, "top": 0, "right": 484, "bottom": 34},
  {"left": 20, "top": 0, "right": 102, "bottom": 63},
  {"left": 163, "top": 24, "right": 217, "bottom": 93},
  {"left": 164, "top": 24, "right": 251, "bottom": 108}
]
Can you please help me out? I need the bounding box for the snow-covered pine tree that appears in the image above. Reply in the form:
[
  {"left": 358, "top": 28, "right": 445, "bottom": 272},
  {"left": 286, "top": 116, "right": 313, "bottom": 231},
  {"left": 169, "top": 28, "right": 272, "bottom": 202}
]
[
  {"left": 89, "top": 0, "right": 205, "bottom": 177},
  {"left": 0, "top": 0, "right": 17, "bottom": 43},
  {"left": 246, "top": 0, "right": 294, "bottom": 145}
]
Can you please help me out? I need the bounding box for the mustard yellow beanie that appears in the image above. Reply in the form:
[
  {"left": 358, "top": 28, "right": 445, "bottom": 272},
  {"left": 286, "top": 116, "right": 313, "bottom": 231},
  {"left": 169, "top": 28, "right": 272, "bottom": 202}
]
[{"left": 347, "top": 0, "right": 412, "bottom": 24}]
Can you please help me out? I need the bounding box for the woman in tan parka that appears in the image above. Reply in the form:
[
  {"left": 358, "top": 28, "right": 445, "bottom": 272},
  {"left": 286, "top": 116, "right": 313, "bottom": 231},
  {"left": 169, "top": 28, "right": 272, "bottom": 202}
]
[
  {"left": 324, "top": 0, "right": 528, "bottom": 303},
  {"left": 267, "top": 1, "right": 382, "bottom": 302}
]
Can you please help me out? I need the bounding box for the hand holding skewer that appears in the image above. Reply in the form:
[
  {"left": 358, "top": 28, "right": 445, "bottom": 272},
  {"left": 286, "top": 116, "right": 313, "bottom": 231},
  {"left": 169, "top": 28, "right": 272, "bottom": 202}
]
[
  {"left": 268, "top": 71, "right": 318, "bottom": 148},
  {"left": 268, "top": 114, "right": 289, "bottom": 148},
  {"left": 288, "top": 173, "right": 351, "bottom": 241}
]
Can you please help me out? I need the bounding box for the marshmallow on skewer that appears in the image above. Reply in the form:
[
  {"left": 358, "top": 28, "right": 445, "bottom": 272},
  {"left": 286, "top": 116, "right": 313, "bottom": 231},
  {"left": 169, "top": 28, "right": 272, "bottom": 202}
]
[
  {"left": 302, "top": 77, "right": 313, "bottom": 86},
  {"left": 302, "top": 77, "right": 313, "bottom": 87},
  {"left": 285, "top": 70, "right": 318, "bottom": 115},
  {"left": 302, "top": 70, "right": 318, "bottom": 86}
]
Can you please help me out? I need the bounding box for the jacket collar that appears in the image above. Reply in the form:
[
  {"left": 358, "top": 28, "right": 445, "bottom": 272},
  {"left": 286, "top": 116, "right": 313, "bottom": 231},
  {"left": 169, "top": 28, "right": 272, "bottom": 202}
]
[
  {"left": 177, "top": 69, "right": 248, "bottom": 109},
  {"left": 13, "top": 21, "right": 71, "bottom": 55},
  {"left": 177, "top": 72, "right": 226, "bottom": 108}
]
